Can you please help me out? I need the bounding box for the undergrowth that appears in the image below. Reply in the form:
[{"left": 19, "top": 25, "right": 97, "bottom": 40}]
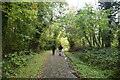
[
  {"left": 65, "top": 48, "right": 120, "bottom": 78},
  {"left": 2, "top": 50, "right": 37, "bottom": 78}
]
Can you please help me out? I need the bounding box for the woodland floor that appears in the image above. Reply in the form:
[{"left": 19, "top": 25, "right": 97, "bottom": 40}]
[{"left": 38, "top": 51, "right": 77, "bottom": 78}]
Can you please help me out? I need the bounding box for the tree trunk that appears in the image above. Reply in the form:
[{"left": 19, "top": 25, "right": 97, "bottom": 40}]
[
  {"left": 84, "top": 32, "right": 92, "bottom": 48},
  {"left": 94, "top": 35, "right": 100, "bottom": 48},
  {"left": 93, "top": 34, "right": 96, "bottom": 47},
  {"left": 98, "top": 28, "right": 101, "bottom": 47},
  {"left": 105, "top": 30, "right": 113, "bottom": 47},
  {"left": 101, "top": 37, "right": 105, "bottom": 48},
  {"left": 2, "top": 2, "right": 11, "bottom": 55}
]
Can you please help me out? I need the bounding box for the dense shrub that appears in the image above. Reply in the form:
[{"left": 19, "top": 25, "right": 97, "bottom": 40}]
[
  {"left": 72, "top": 48, "right": 119, "bottom": 78},
  {"left": 2, "top": 50, "right": 35, "bottom": 78}
]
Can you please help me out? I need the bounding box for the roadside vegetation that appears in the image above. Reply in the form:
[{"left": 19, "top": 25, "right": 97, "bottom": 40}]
[
  {"left": 65, "top": 48, "right": 120, "bottom": 78},
  {"left": 2, "top": 1, "right": 120, "bottom": 78},
  {"left": 3, "top": 51, "right": 50, "bottom": 78},
  {"left": 2, "top": 2, "right": 65, "bottom": 78}
]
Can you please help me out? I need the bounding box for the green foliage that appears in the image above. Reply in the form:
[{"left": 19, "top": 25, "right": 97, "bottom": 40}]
[
  {"left": 79, "top": 48, "right": 118, "bottom": 70},
  {"left": 61, "top": 3, "right": 119, "bottom": 50},
  {"left": 2, "top": 2, "right": 67, "bottom": 78},
  {"left": 13, "top": 51, "right": 50, "bottom": 78},
  {"left": 2, "top": 2, "right": 38, "bottom": 54},
  {"left": 66, "top": 52, "right": 107, "bottom": 78},
  {"left": 2, "top": 50, "right": 35, "bottom": 78},
  {"left": 2, "top": 2, "right": 66, "bottom": 54},
  {"left": 65, "top": 48, "right": 120, "bottom": 78},
  {"left": 2, "top": 1, "right": 119, "bottom": 78}
]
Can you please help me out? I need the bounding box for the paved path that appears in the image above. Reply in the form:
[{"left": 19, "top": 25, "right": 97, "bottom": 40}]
[{"left": 39, "top": 51, "right": 77, "bottom": 78}]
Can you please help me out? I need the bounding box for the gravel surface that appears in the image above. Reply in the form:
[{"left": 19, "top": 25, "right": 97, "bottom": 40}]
[{"left": 39, "top": 51, "right": 77, "bottom": 78}]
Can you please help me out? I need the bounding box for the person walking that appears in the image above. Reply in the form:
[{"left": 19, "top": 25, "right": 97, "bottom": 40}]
[
  {"left": 58, "top": 45, "right": 63, "bottom": 56},
  {"left": 52, "top": 44, "right": 56, "bottom": 55}
]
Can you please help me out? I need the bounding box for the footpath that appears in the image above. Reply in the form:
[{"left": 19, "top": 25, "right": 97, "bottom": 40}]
[{"left": 38, "top": 51, "right": 77, "bottom": 78}]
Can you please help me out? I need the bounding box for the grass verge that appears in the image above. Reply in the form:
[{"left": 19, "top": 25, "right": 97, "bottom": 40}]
[
  {"left": 13, "top": 50, "right": 50, "bottom": 78},
  {"left": 65, "top": 52, "right": 108, "bottom": 78}
]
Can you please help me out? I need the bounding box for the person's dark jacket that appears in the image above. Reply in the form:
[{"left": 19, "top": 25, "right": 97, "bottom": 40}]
[
  {"left": 52, "top": 45, "right": 56, "bottom": 50},
  {"left": 59, "top": 45, "right": 63, "bottom": 50}
]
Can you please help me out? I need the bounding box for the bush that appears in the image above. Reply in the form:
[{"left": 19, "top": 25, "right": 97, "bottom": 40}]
[
  {"left": 2, "top": 50, "right": 35, "bottom": 78},
  {"left": 72, "top": 48, "right": 119, "bottom": 78}
]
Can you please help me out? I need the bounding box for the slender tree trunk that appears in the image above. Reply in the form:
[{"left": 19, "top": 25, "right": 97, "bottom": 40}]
[
  {"left": 93, "top": 34, "right": 95, "bottom": 47},
  {"left": 94, "top": 35, "right": 100, "bottom": 48},
  {"left": 98, "top": 28, "right": 101, "bottom": 47},
  {"left": 84, "top": 34, "right": 92, "bottom": 48},
  {"left": 2, "top": 2, "right": 11, "bottom": 55},
  {"left": 83, "top": 30, "right": 92, "bottom": 48},
  {"left": 117, "top": 29, "right": 120, "bottom": 48},
  {"left": 82, "top": 38, "right": 85, "bottom": 46},
  {"left": 105, "top": 30, "right": 113, "bottom": 47},
  {"left": 101, "top": 37, "right": 104, "bottom": 48},
  {"left": 67, "top": 36, "right": 75, "bottom": 51},
  {"left": 118, "top": 36, "right": 120, "bottom": 48}
]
